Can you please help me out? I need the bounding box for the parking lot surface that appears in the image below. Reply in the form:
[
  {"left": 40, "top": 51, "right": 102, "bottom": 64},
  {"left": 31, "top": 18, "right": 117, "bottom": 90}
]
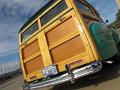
[{"left": 0, "top": 63, "right": 120, "bottom": 90}]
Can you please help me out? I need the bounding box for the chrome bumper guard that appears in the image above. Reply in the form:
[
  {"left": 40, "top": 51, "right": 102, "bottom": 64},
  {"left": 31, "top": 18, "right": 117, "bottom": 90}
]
[{"left": 23, "top": 61, "right": 102, "bottom": 90}]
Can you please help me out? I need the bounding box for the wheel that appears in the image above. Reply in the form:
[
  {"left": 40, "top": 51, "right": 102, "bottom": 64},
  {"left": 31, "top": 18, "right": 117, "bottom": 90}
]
[
  {"left": 115, "top": 44, "right": 120, "bottom": 63},
  {"left": 117, "top": 44, "right": 120, "bottom": 54},
  {"left": 23, "top": 84, "right": 30, "bottom": 90},
  {"left": 23, "top": 80, "right": 30, "bottom": 90},
  {"left": 112, "top": 53, "right": 120, "bottom": 63}
]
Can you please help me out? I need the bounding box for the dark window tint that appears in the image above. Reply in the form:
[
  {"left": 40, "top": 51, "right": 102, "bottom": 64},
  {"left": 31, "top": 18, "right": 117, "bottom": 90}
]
[
  {"left": 75, "top": 0, "right": 93, "bottom": 15},
  {"left": 40, "top": 0, "right": 68, "bottom": 26},
  {"left": 21, "top": 22, "right": 39, "bottom": 42}
]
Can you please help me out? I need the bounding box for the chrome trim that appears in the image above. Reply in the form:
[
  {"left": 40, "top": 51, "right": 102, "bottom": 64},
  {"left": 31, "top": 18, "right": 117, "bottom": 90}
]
[{"left": 23, "top": 61, "right": 102, "bottom": 90}]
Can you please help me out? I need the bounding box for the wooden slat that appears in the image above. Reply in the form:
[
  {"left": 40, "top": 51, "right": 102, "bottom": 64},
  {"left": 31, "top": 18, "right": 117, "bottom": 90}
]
[
  {"left": 22, "top": 40, "right": 40, "bottom": 59},
  {"left": 49, "top": 31, "right": 79, "bottom": 50},
  {"left": 38, "top": 31, "right": 52, "bottom": 66},
  {"left": 50, "top": 36, "right": 86, "bottom": 63},
  {"left": 46, "top": 17, "right": 79, "bottom": 46},
  {"left": 23, "top": 52, "right": 41, "bottom": 63},
  {"left": 24, "top": 55, "right": 44, "bottom": 74}
]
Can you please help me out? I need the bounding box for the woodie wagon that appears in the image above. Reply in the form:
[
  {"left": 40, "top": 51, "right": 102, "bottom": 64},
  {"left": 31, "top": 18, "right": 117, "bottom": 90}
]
[{"left": 18, "top": 0, "right": 120, "bottom": 89}]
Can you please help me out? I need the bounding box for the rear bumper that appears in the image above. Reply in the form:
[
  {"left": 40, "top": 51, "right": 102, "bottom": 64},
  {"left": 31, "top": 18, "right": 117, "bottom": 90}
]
[{"left": 23, "top": 61, "right": 102, "bottom": 90}]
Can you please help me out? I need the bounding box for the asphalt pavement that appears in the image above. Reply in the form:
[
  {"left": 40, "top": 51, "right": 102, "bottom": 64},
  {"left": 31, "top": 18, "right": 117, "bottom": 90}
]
[{"left": 0, "top": 62, "right": 120, "bottom": 90}]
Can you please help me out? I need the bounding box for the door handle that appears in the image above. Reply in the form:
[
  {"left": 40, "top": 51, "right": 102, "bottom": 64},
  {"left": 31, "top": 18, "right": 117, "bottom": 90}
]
[
  {"left": 23, "top": 42, "right": 28, "bottom": 46},
  {"left": 59, "top": 16, "right": 66, "bottom": 21}
]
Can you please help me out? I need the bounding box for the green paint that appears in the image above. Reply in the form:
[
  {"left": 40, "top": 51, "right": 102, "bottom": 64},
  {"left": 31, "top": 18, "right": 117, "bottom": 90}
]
[{"left": 90, "top": 22, "right": 118, "bottom": 60}]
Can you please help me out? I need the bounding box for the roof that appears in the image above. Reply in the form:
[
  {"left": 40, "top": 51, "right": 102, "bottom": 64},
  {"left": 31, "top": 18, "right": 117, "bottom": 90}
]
[{"left": 19, "top": 0, "right": 57, "bottom": 33}]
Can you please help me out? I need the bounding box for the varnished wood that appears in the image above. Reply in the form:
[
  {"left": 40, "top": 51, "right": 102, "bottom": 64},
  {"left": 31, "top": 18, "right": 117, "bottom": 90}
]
[
  {"left": 38, "top": 31, "right": 53, "bottom": 66},
  {"left": 49, "top": 31, "right": 79, "bottom": 50},
  {"left": 24, "top": 55, "right": 44, "bottom": 74},
  {"left": 22, "top": 40, "right": 40, "bottom": 59},
  {"left": 23, "top": 52, "right": 41, "bottom": 63},
  {"left": 51, "top": 36, "right": 85, "bottom": 63},
  {"left": 46, "top": 17, "right": 78, "bottom": 45}
]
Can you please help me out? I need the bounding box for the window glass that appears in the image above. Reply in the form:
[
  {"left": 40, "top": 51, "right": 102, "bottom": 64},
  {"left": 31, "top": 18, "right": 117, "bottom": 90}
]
[
  {"left": 75, "top": 0, "right": 93, "bottom": 15},
  {"left": 21, "top": 22, "right": 39, "bottom": 42},
  {"left": 40, "top": 0, "right": 68, "bottom": 26}
]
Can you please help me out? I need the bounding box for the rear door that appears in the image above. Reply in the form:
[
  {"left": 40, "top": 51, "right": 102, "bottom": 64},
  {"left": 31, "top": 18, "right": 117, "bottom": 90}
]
[
  {"left": 38, "top": 10, "right": 93, "bottom": 73},
  {"left": 19, "top": 0, "right": 95, "bottom": 82},
  {"left": 20, "top": 30, "right": 44, "bottom": 82}
]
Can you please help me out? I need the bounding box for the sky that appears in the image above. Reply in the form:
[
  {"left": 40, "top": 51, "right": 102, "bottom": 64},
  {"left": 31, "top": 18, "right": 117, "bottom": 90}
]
[
  {"left": 0, "top": 0, "right": 119, "bottom": 64},
  {"left": 87, "top": 0, "right": 119, "bottom": 23}
]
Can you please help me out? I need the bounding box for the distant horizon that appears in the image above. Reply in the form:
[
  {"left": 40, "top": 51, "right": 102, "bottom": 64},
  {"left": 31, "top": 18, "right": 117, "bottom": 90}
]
[{"left": 0, "top": 53, "right": 19, "bottom": 64}]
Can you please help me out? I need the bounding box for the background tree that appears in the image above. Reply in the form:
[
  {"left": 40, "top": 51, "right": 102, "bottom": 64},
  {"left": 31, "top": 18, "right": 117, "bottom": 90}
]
[
  {"left": 116, "top": 9, "right": 120, "bottom": 28},
  {"left": 109, "top": 9, "right": 120, "bottom": 28}
]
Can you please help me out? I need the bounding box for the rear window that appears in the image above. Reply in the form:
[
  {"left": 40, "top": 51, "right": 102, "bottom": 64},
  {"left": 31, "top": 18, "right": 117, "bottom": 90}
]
[
  {"left": 40, "top": 0, "right": 68, "bottom": 26},
  {"left": 21, "top": 22, "right": 39, "bottom": 42},
  {"left": 75, "top": 0, "right": 93, "bottom": 15}
]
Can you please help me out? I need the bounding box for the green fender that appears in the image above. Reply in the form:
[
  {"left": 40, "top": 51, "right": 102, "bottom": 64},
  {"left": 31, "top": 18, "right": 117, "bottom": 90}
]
[
  {"left": 109, "top": 28, "right": 120, "bottom": 46},
  {"left": 90, "top": 22, "right": 118, "bottom": 60}
]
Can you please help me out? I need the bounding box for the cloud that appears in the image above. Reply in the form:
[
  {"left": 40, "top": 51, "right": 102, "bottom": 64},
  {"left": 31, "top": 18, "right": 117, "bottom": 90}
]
[{"left": 0, "top": 0, "right": 49, "bottom": 57}]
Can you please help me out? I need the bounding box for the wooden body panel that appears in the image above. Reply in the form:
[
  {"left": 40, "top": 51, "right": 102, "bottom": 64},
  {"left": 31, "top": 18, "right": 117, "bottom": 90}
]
[
  {"left": 22, "top": 40, "right": 40, "bottom": 59},
  {"left": 19, "top": 0, "right": 99, "bottom": 82},
  {"left": 20, "top": 10, "right": 94, "bottom": 82},
  {"left": 21, "top": 39, "right": 44, "bottom": 81},
  {"left": 24, "top": 55, "right": 44, "bottom": 74},
  {"left": 46, "top": 17, "right": 78, "bottom": 45},
  {"left": 50, "top": 36, "right": 85, "bottom": 63}
]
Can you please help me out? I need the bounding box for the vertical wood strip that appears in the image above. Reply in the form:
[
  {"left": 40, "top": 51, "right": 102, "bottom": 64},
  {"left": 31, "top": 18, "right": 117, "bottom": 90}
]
[
  {"left": 38, "top": 31, "right": 52, "bottom": 66},
  {"left": 19, "top": 48, "right": 27, "bottom": 80}
]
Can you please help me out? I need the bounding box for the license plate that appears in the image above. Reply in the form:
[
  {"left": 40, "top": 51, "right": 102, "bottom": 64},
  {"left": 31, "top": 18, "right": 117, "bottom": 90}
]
[{"left": 42, "top": 64, "right": 58, "bottom": 78}]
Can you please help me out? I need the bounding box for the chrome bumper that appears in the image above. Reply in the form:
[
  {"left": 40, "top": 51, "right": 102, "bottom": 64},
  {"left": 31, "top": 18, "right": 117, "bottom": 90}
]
[{"left": 23, "top": 61, "right": 102, "bottom": 90}]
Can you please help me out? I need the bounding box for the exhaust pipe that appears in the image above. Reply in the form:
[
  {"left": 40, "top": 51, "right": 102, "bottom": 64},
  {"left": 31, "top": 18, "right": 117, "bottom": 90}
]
[{"left": 103, "top": 60, "right": 114, "bottom": 64}]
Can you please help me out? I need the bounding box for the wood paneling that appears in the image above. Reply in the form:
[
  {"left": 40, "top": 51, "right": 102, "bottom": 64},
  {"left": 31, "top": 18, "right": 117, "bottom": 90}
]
[
  {"left": 22, "top": 40, "right": 40, "bottom": 59},
  {"left": 50, "top": 36, "right": 85, "bottom": 63},
  {"left": 46, "top": 17, "right": 79, "bottom": 45},
  {"left": 38, "top": 31, "right": 53, "bottom": 66},
  {"left": 24, "top": 55, "right": 44, "bottom": 74}
]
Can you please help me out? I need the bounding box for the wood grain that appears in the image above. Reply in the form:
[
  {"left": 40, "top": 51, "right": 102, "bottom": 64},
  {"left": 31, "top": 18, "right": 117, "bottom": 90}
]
[
  {"left": 46, "top": 17, "right": 78, "bottom": 45},
  {"left": 24, "top": 55, "right": 44, "bottom": 74},
  {"left": 22, "top": 40, "right": 40, "bottom": 59},
  {"left": 50, "top": 36, "right": 85, "bottom": 63}
]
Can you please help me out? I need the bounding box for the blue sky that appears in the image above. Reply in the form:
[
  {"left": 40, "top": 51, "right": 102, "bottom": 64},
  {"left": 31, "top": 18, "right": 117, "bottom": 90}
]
[
  {"left": 87, "top": 0, "right": 119, "bottom": 23},
  {"left": 0, "top": 0, "right": 50, "bottom": 64},
  {"left": 0, "top": 0, "right": 119, "bottom": 64}
]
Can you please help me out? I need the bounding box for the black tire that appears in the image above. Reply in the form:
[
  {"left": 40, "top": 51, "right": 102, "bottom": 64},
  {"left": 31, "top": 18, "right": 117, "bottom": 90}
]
[
  {"left": 23, "top": 80, "right": 30, "bottom": 90},
  {"left": 23, "top": 85, "right": 30, "bottom": 90},
  {"left": 115, "top": 44, "right": 120, "bottom": 63},
  {"left": 112, "top": 53, "right": 120, "bottom": 63},
  {"left": 117, "top": 44, "right": 120, "bottom": 54}
]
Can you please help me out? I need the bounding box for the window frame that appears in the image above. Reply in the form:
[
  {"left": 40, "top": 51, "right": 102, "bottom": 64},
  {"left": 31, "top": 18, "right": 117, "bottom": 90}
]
[
  {"left": 19, "top": 0, "right": 72, "bottom": 44},
  {"left": 40, "top": 0, "right": 68, "bottom": 26},
  {"left": 75, "top": 0, "right": 94, "bottom": 15},
  {"left": 21, "top": 21, "right": 39, "bottom": 42},
  {"left": 74, "top": 0, "right": 100, "bottom": 21},
  {"left": 39, "top": 0, "right": 71, "bottom": 28}
]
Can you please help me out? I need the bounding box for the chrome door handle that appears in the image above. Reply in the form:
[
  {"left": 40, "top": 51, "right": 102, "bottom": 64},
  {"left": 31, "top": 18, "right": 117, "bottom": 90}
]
[{"left": 59, "top": 16, "right": 66, "bottom": 21}]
